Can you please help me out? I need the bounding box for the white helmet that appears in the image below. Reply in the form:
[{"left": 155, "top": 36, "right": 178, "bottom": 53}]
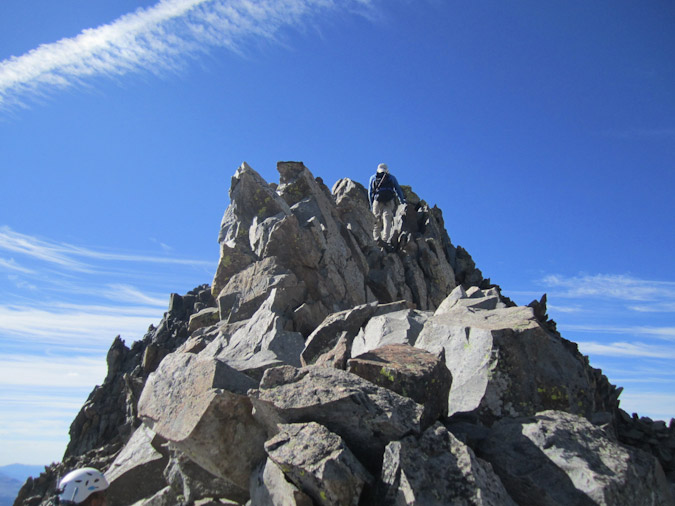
[
  {"left": 377, "top": 163, "right": 389, "bottom": 173},
  {"left": 58, "top": 467, "right": 108, "bottom": 504}
]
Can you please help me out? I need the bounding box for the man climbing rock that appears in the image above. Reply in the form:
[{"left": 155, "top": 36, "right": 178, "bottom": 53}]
[{"left": 368, "top": 163, "right": 406, "bottom": 247}]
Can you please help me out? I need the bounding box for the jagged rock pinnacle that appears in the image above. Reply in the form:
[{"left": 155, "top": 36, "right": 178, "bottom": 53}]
[{"left": 14, "top": 162, "right": 674, "bottom": 506}]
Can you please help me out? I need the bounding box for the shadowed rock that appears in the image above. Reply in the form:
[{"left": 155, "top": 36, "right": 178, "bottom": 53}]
[
  {"left": 104, "top": 425, "right": 168, "bottom": 506},
  {"left": 478, "top": 410, "right": 675, "bottom": 506},
  {"left": 164, "top": 450, "right": 250, "bottom": 505},
  {"left": 379, "top": 423, "right": 517, "bottom": 505},
  {"left": 265, "top": 422, "right": 373, "bottom": 506}
]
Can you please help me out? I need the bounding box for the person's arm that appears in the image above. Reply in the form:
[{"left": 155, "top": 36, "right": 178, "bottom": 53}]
[
  {"left": 391, "top": 175, "right": 406, "bottom": 204},
  {"left": 368, "top": 176, "right": 375, "bottom": 207}
]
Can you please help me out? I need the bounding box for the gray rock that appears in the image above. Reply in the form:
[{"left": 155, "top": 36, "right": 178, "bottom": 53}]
[
  {"left": 138, "top": 352, "right": 266, "bottom": 493},
  {"left": 367, "top": 253, "right": 411, "bottom": 306},
  {"left": 188, "top": 307, "right": 220, "bottom": 333},
  {"left": 314, "top": 332, "right": 351, "bottom": 370},
  {"left": 332, "top": 178, "right": 374, "bottom": 250},
  {"left": 216, "top": 256, "right": 305, "bottom": 324},
  {"left": 479, "top": 410, "right": 675, "bottom": 506},
  {"left": 164, "top": 450, "right": 249, "bottom": 505},
  {"left": 249, "top": 458, "right": 313, "bottom": 506},
  {"left": 213, "top": 290, "right": 306, "bottom": 380},
  {"left": 129, "top": 486, "right": 179, "bottom": 506},
  {"left": 211, "top": 244, "right": 256, "bottom": 301},
  {"left": 416, "top": 300, "right": 597, "bottom": 421},
  {"left": 250, "top": 365, "right": 424, "bottom": 471},
  {"left": 380, "top": 422, "right": 517, "bottom": 506},
  {"left": 301, "top": 303, "right": 378, "bottom": 366},
  {"left": 350, "top": 309, "right": 429, "bottom": 357},
  {"left": 275, "top": 162, "right": 369, "bottom": 311},
  {"left": 302, "top": 301, "right": 415, "bottom": 366},
  {"left": 216, "top": 162, "right": 292, "bottom": 249},
  {"left": 433, "top": 284, "right": 467, "bottom": 314},
  {"left": 347, "top": 344, "right": 451, "bottom": 427},
  {"left": 105, "top": 425, "right": 169, "bottom": 506},
  {"left": 265, "top": 422, "right": 373, "bottom": 506},
  {"left": 434, "top": 285, "right": 505, "bottom": 314},
  {"left": 212, "top": 162, "right": 293, "bottom": 298},
  {"left": 415, "top": 236, "right": 456, "bottom": 307}
]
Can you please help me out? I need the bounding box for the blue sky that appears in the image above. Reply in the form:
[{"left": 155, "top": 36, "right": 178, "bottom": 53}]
[{"left": 1, "top": 0, "right": 673, "bottom": 466}]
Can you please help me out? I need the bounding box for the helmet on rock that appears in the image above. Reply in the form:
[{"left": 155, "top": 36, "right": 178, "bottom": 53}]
[{"left": 58, "top": 467, "right": 108, "bottom": 504}]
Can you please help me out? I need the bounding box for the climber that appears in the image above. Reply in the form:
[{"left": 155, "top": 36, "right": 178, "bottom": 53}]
[
  {"left": 56, "top": 467, "right": 109, "bottom": 506},
  {"left": 368, "top": 163, "right": 406, "bottom": 247}
]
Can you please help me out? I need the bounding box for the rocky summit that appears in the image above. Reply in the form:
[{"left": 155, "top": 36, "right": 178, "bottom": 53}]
[{"left": 15, "top": 162, "right": 675, "bottom": 506}]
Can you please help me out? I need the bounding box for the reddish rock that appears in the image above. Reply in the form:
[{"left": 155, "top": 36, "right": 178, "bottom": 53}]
[{"left": 347, "top": 344, "right": 452, "bottom": 426}]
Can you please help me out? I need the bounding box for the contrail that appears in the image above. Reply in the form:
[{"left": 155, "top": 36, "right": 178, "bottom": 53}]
[{"left": 0, "top": 0, "right": 374, "bottom": 111}]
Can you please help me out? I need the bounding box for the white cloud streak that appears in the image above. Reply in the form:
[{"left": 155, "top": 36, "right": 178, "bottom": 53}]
[
  {"left": 0, "top": 355, "right": 107, "bottom": 388},
  {"left": 617, "top": 392, "right": 675, "bottom": 422},
  {"left": 0, "top": 303, "right": 160, "bottom": 347},
  {"left": 546, "top": 303, "right": 585, "bottom": 314},
  {"left": 629, "top": 302, "right": 675, "bottom": 313},
  {"left": 0, "top": 226, "right": 213, "bottom": 272},
  {"left": 0, "top": 257, "right": 35, "bottom": 274},
  {"left": 0, "top": 0, "right": 375, "bottom": 111},
  {"left": 578, "top": 341, "right": 675, "bottom": 359},
  {"left": 102, "top": 284, "right": 170, "bottom": 306},
  {"left": 561, "top": 324, "right": 675, "bottom": 340},
  {"left": 541, "top": 273, "right": 675, "bottom": 305}
]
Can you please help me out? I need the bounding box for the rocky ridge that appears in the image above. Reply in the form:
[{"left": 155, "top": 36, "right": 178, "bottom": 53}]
[{"left": 14, "top": 162, "right": 675, "bottom": 505}]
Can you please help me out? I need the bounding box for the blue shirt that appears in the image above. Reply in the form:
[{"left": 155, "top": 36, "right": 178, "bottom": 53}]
[{"left": 368, "top": 172, "right": 406, "bottom": 207}]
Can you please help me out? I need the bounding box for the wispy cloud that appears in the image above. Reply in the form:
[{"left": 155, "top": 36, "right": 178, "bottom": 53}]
[
  {"left": 0, "top": 0, "right": 376, "bottom": 111},
  {"left": 0, "top": 227, "right": 92, "bottom": 272},
  {"left": 578, "top": 341, "right": 675, "bottom": 359},
  {"left": 0, "top": 226, "right": 213, "bottom": 272},
  {"left": 0, "top": 388, "right": 88, "bottom": 464},
  {"left": 0, "top": 303, "right": 161, "bottom": 347},
  {"left": 547, "top": 303, "right": 585, "bottom": 314},
  {"left": 0, "top": 355, "right": 107, "bottom": 388},
  {"left": 562, "top": 324, "right": 675, "bottom": 340},
  {"left": 617, "top": 392, "right": 675, "bottom": 421},
  {"left": 0, "top": 227, "right": 207, "bottom": 351},
  {"left": 0, "top": 257, "right": 35, "bottom": 274},
  {"left": 101, "top": 283, "right": 169, "bottom": 306},
  {"left": 629, "top": 302, "right": 675, "bottom": 313},
  {"left": 541, "top": 273, "right": 675, "bottom": 305}
]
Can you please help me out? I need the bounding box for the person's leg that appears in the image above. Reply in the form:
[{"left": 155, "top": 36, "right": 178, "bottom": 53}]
[
  {"left": 372, "top": 200, "right": 384, "bottom": 241},
  {"left": 381, "top": 200, "right": 395, "bottom": 243}
]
